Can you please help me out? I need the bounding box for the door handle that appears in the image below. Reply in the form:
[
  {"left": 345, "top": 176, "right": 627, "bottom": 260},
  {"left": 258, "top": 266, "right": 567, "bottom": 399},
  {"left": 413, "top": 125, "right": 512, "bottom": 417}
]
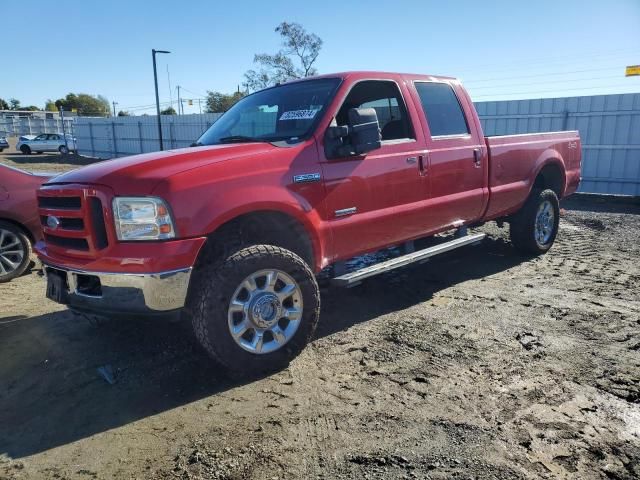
[
  {"left": 473, "top": 148, "right": 482, "bottom": 167},
  {"left": 406, "top": 156, "right": 417, "bottom": 164}
]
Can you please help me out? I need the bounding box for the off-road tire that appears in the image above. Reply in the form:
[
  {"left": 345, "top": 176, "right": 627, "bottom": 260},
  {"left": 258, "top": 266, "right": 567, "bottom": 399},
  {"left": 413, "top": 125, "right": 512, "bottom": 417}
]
[
  {"left": 188, "top": 244, "right": 320, "bottom": 377},
  {"left": 20, "top": 145, "right": 31, "bottom": 155},
  {"left": 510, "top": 189, "right": 560, "bottom": 255},
  {"left": 0, "top": 221, "right": 32, "bottom": 283}
]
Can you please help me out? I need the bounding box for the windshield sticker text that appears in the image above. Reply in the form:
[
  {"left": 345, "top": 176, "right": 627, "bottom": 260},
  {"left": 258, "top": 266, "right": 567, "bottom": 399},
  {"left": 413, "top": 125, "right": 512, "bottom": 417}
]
[{"left": 279, "top": 109, "right": 319, "bottom": 121}]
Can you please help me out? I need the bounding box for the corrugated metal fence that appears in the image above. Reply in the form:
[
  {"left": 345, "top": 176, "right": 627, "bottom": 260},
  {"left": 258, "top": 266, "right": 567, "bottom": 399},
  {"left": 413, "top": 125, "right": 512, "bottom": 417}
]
[
  {"left": 75, "top": 113, "right": 222, "bottom": 158},
  {"left": 0, "top": 116, "right": 75, "bottom": 138},
  {"left": 475, "top": 93, "right": 640, "bottom": 196}
]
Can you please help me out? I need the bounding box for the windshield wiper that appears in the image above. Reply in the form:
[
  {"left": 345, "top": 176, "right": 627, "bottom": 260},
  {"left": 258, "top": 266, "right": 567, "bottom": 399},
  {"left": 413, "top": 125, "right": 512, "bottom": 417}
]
[{"left": 217, "top": 135, "right": 269, "bottom": 144}]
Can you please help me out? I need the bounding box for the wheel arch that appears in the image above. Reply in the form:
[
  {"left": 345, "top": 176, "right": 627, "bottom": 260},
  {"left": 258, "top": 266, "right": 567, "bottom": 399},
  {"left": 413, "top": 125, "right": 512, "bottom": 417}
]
[
  {"left": 0, "top": 217, "right": 35, "bottom": 244},
  {"left": 200, "top": 206, "right": 322, "bottom": 272},
  {"left": 532, "top": 152, "right": 567, "bottom": 198}
]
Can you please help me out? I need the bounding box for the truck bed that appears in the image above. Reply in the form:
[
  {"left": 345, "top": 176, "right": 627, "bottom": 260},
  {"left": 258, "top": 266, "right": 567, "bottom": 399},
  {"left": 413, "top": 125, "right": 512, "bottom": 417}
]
[{"left": 483, "top": 131, "right": 581, "bottom": 220}]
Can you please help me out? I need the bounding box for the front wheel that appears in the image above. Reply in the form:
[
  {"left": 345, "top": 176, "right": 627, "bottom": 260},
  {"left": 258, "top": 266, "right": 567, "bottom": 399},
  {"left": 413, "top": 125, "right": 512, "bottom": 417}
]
[
  {"left": 20, "top": 145, "right": 31, "bottom": 155},
  {"left": 188, "top": 245, "right": 320, "bottom": 376},
  {"left": 510, "top": 189, "right": 560, "bottom": 255},
  {"left": 58, "top": 145, "right": 69, "bottom": 155}
]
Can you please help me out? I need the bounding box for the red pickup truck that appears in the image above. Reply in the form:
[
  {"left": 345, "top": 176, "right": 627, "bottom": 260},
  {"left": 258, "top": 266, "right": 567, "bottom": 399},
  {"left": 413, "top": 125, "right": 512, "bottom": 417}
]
[{"left": 36, "top": 71, "right": 581, "bottom": 375}]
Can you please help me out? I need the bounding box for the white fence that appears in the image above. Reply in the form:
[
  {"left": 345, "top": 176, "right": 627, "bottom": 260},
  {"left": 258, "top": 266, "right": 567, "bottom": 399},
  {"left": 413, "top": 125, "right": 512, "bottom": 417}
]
[
  {"left": 74, "top": 114, "right": 222, "bottom": 158},
  {"left": 0, "top": 116, "right": 75, "bottom": 138},
  {"left": 476, "top": 93, "right": 640, "bottom": 196}
]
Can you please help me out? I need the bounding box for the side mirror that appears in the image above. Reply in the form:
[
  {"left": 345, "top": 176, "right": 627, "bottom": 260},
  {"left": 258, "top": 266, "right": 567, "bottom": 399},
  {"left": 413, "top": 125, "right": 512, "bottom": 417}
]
[
  {"left": 347, "top": 107, "right": 382, "bottom": 155},
  {"left": 325, "top": 107, "right": 381, "bottom": 158}
]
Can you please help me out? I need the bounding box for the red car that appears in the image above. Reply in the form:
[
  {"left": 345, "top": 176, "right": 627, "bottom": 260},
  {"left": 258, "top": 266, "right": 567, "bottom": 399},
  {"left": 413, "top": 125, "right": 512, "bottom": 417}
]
[
  {"left": 0, "top": 165, "right": 52, "bottom": 282},
  {"left": 36, "top": 71, "right": 581, "bottom": 375}
]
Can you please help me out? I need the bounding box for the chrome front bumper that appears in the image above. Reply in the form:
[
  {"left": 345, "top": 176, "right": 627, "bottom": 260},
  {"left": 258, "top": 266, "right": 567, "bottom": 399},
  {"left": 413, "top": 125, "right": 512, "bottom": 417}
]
[{"left": 43, "top": 263, "right": 192, "bottom": 314}]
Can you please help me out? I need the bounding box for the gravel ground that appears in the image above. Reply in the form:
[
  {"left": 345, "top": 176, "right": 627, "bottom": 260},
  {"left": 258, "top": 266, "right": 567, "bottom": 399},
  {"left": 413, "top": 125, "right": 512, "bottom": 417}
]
[{"left": 0, "top": 153, "right": 638, "bottom": 479}]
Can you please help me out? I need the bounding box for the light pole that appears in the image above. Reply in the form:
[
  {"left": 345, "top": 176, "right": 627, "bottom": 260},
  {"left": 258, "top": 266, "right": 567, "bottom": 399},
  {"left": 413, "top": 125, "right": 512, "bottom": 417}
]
[
  {"left": 112, "top": 101, "right": 118, "bottom": 117},
  {"left": 152, "top": 49, "right": 170, "bottom": 150}
]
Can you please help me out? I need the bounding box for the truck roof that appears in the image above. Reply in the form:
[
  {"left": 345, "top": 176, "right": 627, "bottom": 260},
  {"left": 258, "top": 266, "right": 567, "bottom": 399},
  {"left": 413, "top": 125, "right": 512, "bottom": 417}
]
[{"left": 287, "top": 71, "right": 459, "bottom": 84}]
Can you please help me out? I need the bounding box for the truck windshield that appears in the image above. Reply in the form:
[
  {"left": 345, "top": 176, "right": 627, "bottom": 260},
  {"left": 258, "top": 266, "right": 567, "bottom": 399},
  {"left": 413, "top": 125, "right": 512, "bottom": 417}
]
[{"left": 197, "top": 78, "right": 341, "bottom": 145}]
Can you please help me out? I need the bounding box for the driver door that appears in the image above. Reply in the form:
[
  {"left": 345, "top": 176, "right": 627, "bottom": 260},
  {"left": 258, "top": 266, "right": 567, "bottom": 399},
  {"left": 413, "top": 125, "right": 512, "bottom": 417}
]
[{"left": 318, "top": 78, "right": 430, "bottom": 262}]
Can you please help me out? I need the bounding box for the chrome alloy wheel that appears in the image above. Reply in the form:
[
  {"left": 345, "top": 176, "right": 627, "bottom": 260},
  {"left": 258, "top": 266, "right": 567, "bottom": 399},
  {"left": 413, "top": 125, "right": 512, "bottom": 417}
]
[
  {"left": 227, "top": 269, "right": 303, "bottom": 354},
  {"left": 0, "top": 228, "right": 25, "bottom": 277},
  {"left": 535, "top": 200, "right": 555, "bottom": 247}
]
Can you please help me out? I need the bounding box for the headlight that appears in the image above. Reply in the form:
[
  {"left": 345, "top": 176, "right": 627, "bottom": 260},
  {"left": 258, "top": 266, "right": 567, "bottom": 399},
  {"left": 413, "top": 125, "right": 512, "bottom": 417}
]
[{"left": 112, "top": 197, "right": 176, "bottom": 241}]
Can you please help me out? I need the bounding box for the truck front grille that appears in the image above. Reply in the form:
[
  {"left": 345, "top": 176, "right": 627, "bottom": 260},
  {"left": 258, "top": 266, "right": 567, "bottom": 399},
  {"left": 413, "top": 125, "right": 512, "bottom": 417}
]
[
  {"left": 38, "top": 196, "right": 82, "bottom": 210},
  {"left": 37, "top": 186, "right": 110, "bottom": 258}
]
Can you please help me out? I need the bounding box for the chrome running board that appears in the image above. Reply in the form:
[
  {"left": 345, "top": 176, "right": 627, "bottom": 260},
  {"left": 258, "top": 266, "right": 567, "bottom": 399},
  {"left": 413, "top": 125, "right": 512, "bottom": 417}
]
[{"left": 331, "top": 233, "right": 486, "bottom": 287}]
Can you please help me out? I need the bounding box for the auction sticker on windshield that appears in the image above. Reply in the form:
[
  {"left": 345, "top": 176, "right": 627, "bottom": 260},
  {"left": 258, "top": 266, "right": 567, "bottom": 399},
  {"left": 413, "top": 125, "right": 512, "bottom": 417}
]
[{"left": 279, "top": 109, "right": 319, "bottom": 121}]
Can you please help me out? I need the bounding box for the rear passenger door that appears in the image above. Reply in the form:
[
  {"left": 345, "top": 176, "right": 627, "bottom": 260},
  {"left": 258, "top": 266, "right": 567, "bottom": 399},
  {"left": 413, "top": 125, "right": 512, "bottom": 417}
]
[{"left": 410, "top": 81, "right": 487, "bottom": 229}]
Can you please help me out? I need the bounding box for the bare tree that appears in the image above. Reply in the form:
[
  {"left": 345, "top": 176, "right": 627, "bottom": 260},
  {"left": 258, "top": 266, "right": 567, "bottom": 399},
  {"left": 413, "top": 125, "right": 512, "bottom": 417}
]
[{"left": 244, "top": 22, "right": 323, "bottom": 92}]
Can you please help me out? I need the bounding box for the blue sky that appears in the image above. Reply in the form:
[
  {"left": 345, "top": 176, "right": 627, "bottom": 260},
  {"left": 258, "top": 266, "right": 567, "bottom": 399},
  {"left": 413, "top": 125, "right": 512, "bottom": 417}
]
[{"left": 2, "top": 0, "right": 639, "bottom": 114}]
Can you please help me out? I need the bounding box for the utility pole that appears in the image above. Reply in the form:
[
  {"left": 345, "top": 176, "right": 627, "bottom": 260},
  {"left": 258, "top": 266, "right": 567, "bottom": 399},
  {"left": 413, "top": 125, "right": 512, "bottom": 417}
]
[
  {"left": 167, "top": 65, "right": 173, "bottom": 111},
  {"left": 197, "top": 98, "right": 202, "bottom": 114},
  {"left": 112, "top": 101, "right": 118, "bottom": 117},
  {"left": 152, "top": 48, "right": 170, "bottom": 150},
  {"left": 176, "top": 85, "right": 181, "bottom": 115},
  {"left": 59, "top": 107, "right": 69, "bottom": 151}
]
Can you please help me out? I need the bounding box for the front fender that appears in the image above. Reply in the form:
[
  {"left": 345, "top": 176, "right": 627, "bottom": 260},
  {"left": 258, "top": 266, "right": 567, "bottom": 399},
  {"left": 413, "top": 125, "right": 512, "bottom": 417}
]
[{"left": 156, "top": 180, "right": 329, "bottom": 272}]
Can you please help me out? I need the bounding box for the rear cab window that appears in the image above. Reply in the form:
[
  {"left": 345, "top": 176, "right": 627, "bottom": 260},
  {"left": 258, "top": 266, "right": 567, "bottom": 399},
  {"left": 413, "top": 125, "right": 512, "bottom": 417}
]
[{"left": 414, "top": 82, "right": 470, "bottom": 138}]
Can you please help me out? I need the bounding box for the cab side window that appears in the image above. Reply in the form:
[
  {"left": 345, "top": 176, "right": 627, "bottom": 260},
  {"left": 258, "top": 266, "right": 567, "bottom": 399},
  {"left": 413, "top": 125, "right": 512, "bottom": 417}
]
[
  {"left": 337, "top": 80, "right": 414, "bottom": 141},
  {"left": 414, "top": 82, "right": 469, "bottom": 137}
]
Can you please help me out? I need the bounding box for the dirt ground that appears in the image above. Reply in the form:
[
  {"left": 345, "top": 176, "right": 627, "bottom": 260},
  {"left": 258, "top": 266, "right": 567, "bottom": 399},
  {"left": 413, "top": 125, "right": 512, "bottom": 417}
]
[
  {"left": 0, "top": 137, "right": 95, "bottom": 174},
  {"left": 0, "top": 152, "right": 638, "bottom": 479}
]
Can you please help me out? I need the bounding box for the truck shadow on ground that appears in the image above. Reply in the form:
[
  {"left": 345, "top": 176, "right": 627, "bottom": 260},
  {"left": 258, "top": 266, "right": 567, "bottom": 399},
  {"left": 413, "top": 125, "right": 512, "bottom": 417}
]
[
  {"left": 0, "top": 235, "right": 524, "bottom": 459},
  {"left": 2, "top": 153, "right": 96, "bottom": 166}
]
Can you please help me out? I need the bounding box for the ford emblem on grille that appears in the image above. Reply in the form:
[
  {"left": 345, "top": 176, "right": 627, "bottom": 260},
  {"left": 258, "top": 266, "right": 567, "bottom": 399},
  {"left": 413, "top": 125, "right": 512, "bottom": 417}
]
[{"left": 47, "top": 216, "right": 61, "bottom": 230}]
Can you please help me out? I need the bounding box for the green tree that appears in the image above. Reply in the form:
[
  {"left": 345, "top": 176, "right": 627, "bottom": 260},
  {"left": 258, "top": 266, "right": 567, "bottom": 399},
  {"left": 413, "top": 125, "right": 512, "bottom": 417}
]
[
  {"left": 9, "top": 98, "right": 21, "bottom": 110},
  {"left": 45, "top": 99, "right": 58, "bottom": 112},
  {"left": 244, "top": 22, "right": 323, "bottom": 92},
  {"left": 22, "top": 105, "right": 40, "bottom": 111},
  {"left": 160, "top": 106, "right": 177, "bottom": 115},
  {"left": 205, "top": 91, "right": 246, "bottom": 113},
  {"left": 0, "top": 98, "right": 9, "bottom": 110},
  {"left": 54, "top": 93, "right": 110, "bottom": 116},
  {"left": 117, "top": 110, "right": 130, "bottom": 116}
]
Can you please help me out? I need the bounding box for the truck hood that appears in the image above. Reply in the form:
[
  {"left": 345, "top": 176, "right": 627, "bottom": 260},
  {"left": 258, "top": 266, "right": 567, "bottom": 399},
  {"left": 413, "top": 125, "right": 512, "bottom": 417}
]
[{"left": 46, "top": 143, "right": 277, "bottom": 195}]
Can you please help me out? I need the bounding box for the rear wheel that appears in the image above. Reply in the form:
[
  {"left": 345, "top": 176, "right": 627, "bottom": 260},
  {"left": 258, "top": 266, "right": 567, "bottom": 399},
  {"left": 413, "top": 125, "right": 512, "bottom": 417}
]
[
  {"left": 188, "top": 245, "right": 320, "bottom": 376},
  {"left": 0, "top": 221, "right": 32, "bottom": 283},
  {"left": 510, "top": 189, "right": 560, "bottom": 255},
  {"left": 20, "top": 145, "right": 31, "bottom": 155}
]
